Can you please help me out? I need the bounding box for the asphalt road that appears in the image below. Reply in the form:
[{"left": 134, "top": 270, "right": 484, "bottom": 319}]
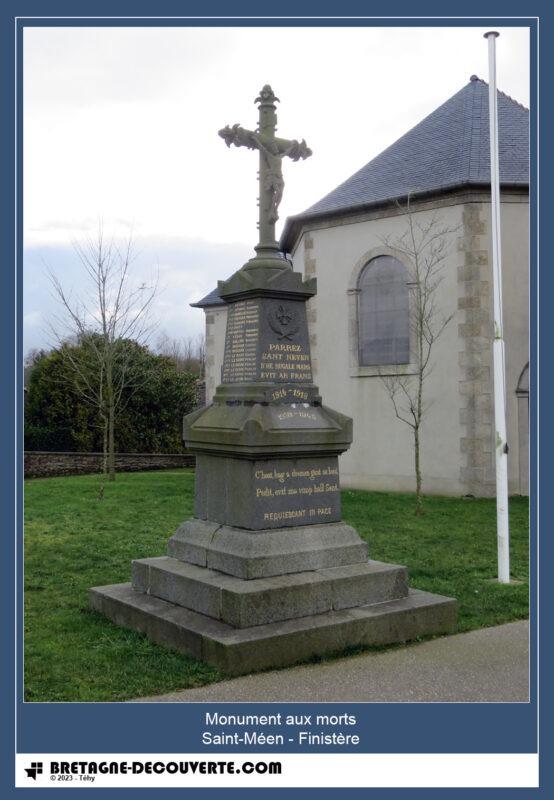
[{"left": 132, "top": 619, "right": 529, "bottom": 703}]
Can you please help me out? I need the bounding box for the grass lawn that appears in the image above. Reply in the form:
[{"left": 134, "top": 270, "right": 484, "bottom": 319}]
[{"left": 24, "top": 470, "right": 529, "bottom": 702}]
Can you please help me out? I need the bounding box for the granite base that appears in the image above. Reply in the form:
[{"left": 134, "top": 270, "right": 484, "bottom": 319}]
[{"left": 89, "top": 582, "right": 457, "bottom": 675}]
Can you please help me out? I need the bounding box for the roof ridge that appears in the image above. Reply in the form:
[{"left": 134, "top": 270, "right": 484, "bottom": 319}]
[
  {"left": 469, "top": 74, "right": 529, "bottom": 112},
  {"left": 281, "top": 76, "right": 529, "bottom": 247},
  {"left": 469, "top": 76, "right": 488, "bottom": 181},
  {"left": 302, "top": 81, "right": 472, "bottom": 215},
  {"left": 464, "top": 79, "right": 477, "bottom": 183},
  {"left": 308, "top": 77, "right": 527, "bottom": 216}
]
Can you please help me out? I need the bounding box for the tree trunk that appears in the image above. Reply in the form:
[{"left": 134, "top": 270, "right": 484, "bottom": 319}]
[
  {"left": 108, "top": 401, "right": 115, "bottom": 481},
  {"left": 415, "top": 319, "right": 424, "bottom": 515},
  {"left": 414, "top": 425, "right": 423, "bottom": 516},
  {"left": 101, "top": 415, "right": 108, "bottom": 475},
  {"left": 106, "top": 357, "right": 116, "bottom": 482}
]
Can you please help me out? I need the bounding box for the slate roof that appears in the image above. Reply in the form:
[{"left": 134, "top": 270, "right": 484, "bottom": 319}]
[
  {"left": 280, "top": 76, "right": 529, "bottom": 251},
  {"left": 190, "top": 286, "right": 226, "bottom": 308}
]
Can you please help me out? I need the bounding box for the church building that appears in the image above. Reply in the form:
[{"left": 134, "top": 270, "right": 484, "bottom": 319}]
[{"left": 193, "top": 76, "right": 529, "bottom": 498}]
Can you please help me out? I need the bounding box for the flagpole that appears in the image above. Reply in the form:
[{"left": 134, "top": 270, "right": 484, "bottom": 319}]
[{"left": 484, "top": 30, "right": 511, "bottom": 584}]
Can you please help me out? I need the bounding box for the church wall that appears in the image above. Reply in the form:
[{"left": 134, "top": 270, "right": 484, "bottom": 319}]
[
  {"left": 204, "top": 305, "right": 228, "bottom": 403},
  {"left": 457, "top": 202, "right": 495, "bottom": 497},
  {"left": 296, "top": 203, "right": 464, "bottom": 495},
  {"left": 292, "top": 194, "right": 529, "bottom": 497},
  {"left": 201, "top": 194, "right": 528, "bottom": 497},
  {"left": 496, "top": 199, "right": 529, "bottom": 493},
  {"left": 456, "top": 197, "right": 529, "bottom": 497}
]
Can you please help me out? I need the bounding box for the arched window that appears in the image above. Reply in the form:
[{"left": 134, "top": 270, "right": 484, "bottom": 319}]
[{"left": 358, "top": 255, "right": 410, "bottom": 366}]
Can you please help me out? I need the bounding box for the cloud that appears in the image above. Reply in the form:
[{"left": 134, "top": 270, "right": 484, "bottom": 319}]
[
  {"left": 24, "top": 26, "right": 530, "bottom": 250},
  {"left": 24, "top": 27, "right": 234, "bottom": 110},
  {"left": 23, "top": 25, "right": 530, "bottom": 355},
  {"left": 23, "top": 310, "right": 42, "bottom": 328},
  {"left": 23, "top": 234, "right": 251, "bottom": 354}
]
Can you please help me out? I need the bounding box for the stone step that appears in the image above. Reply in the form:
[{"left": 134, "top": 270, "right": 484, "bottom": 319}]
[
  {"left": 168, "top": 518, "right": 368, "bottom": 579},
  {"left": 132, "top": 557, "right": 409, "bottom": 628},
  {"left": 89, "top": 583, "right": 458, "bottom": 676}
]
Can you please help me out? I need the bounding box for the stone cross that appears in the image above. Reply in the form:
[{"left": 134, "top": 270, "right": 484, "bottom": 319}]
[{"left": 219, "top": 85, "right": 312, "bottom": 252}]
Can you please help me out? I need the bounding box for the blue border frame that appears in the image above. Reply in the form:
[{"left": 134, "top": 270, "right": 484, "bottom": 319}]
[{"left": 3, "top": 2, "right": 547, "bottom": 797}]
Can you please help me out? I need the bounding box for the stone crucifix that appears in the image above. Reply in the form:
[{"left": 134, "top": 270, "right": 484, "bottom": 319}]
[{"left": 219, "top": 85, "right": 312, "bottom": 252}]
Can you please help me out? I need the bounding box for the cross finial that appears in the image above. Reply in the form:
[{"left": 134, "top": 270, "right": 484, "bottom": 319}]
[
  {"left": 219, "top": 86, "right": 311, "bottom": 262},
  {"left": 255, "top": 84, "right": 280, "bottom": 106}
]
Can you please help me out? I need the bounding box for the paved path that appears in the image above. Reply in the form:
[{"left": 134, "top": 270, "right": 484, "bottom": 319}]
[{"left": 133, "top": 620, "right": 529, "bottom": 703}]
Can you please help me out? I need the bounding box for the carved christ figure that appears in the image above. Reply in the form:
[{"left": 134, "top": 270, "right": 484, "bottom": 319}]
[{"left": 219, "top": 85, "right": 312, "bottom": 247}]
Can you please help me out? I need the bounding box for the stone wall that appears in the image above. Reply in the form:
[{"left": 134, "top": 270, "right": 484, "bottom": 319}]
[
  {"left": 24, "top": 452, "right": 196, "bottom": 479},
  {"left": 195, "top": 379, "right": 207, "bottom": 408},
  {"left": 457, "top": 203, "right": 495, "bottom": 496}
]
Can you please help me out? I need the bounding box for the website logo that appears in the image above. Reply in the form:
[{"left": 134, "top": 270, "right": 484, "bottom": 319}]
[{"left": 24, "top": 761, "right": 43, "bottom": 780}]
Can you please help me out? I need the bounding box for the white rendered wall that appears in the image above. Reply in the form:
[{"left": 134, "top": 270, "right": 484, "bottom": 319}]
[
  {"left": 204, "top": 305, "right": 228, "bottom": 403},
  {"left": 291, "top": 196, "right": 529, "bottom": 497},
  {"left": 493, "top": 198, "right": 529, "bottom": 494},
  {"left": 295, "top": 204, "right": 463, "bottom": 495},
  {"left": 201, "top": 196, "right": 529, "bottom": 496}
]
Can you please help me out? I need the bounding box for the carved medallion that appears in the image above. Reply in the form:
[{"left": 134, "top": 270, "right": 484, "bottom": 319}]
[{"left": 268, "top": 304, "right": 300, "bottom": 341}]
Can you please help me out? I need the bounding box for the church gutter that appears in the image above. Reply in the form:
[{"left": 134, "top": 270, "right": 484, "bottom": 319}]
[{"left": 280, "top": 180, "right": 529, "bottom": 255}]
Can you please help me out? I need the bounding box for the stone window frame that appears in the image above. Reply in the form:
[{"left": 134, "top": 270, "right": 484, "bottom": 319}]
[
  {"left": 516, "top": 361, "right": 529, "bottom": 495},
  {"left": 347, "top": 246, "right": 418, "bottom": 378}
]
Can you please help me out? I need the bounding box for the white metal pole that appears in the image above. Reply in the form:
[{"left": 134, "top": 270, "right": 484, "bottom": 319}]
[{"left": 484, "top": 31, "right": 511, "bottom": 584}]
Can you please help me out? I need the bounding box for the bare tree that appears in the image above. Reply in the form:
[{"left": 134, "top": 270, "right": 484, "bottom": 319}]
[
  {"left": 24, "top": 348, "right": 48, "bottom": 388},
  {"left": 47, "top": 225, "right": 158, "bottom": 481},
  {"left": 195, "top": 333, "right": 206, "bottom": 380},
  {"left": 156, "top": 331, "right": 205, "bottom": 377},
  {"left": 379, "top": 201, "right": 457, "bottom": 515}
]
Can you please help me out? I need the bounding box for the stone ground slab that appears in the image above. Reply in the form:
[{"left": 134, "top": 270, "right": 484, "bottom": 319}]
[
  {"left": 131, "top": 620, "right": 529, "bottom": 703},
  {"left": 89, "top": 582, "right": 456, "bottom": 675}
]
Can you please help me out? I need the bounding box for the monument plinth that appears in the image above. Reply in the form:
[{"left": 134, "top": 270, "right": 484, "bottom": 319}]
[{"left": 90, "top": 86, "right": 457, "bottom": 675}]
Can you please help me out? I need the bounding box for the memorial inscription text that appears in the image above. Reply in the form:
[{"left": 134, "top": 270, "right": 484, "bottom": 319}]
[
  {"left": 252, "top": 459, "right": 341, "bottom": 526},
  {"left": 221, "top": 298, "right": 313, "bottom": 385},
  {"left": 259, "top": 342, "right": 312, "bottom": 382},
  {"left": 221, "top": 300, "right": 260, "bottom": 383}
]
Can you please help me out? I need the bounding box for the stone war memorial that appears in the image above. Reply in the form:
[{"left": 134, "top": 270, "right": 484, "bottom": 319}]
[{"left": 90, "top": 86, "right": 457, "bottom": 675}]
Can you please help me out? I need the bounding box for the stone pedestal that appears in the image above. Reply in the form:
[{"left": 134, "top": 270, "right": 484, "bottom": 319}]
[
  {"left": 90, "top": 518, "right": 456, "bottom": 674},
  {"left": 91, "top": 573, "right": 455, "bottom": 676},
  {"left": 90, "top": 257, "right": 457, "bottom": 676}
]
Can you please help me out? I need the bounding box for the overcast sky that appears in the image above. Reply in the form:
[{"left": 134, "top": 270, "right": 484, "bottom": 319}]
[{"left": 23, "top": 24, "right": 530, "bottom": 354}]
